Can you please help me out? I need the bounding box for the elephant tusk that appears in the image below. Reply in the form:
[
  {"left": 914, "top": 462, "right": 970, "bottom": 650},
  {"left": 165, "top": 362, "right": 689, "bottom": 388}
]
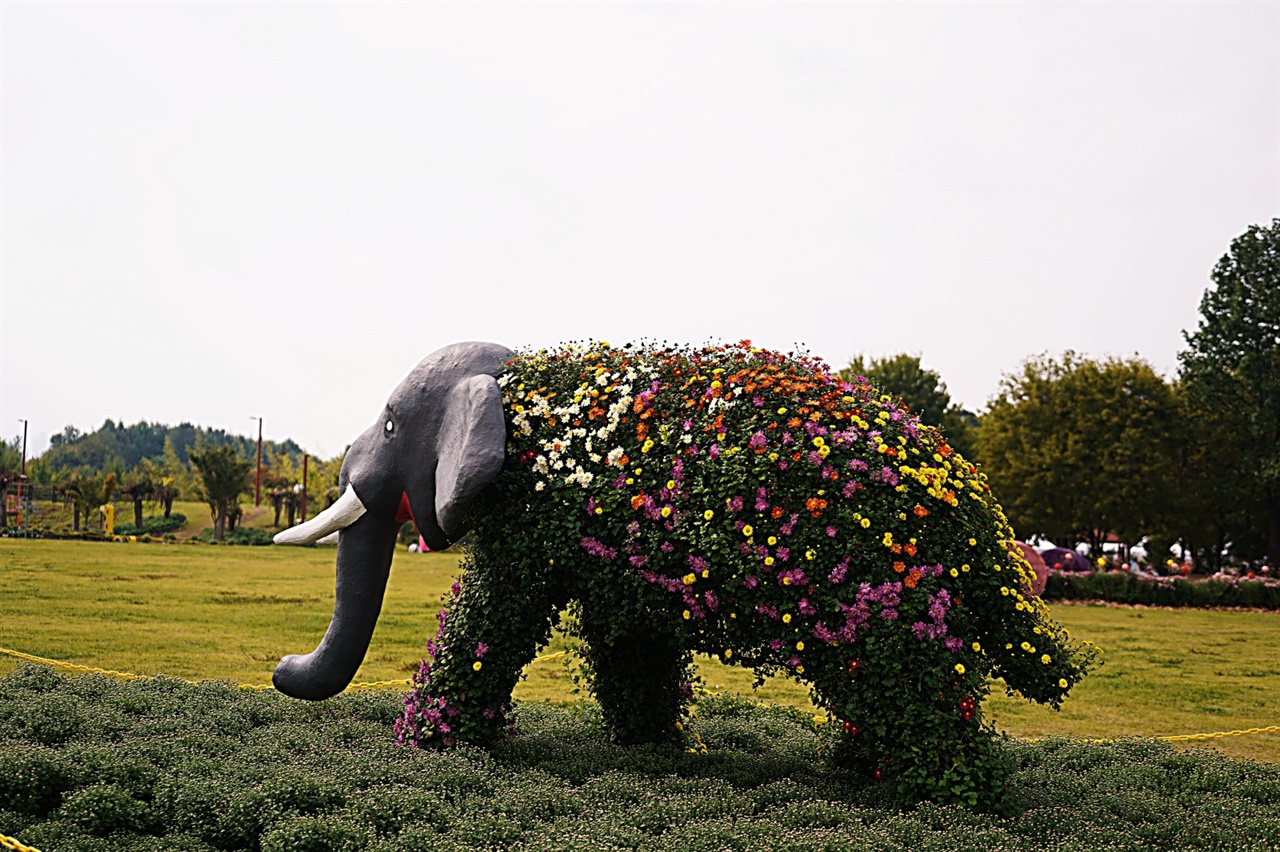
[{"left": 273, "top": 485, "right": 368, "bottom": 546}]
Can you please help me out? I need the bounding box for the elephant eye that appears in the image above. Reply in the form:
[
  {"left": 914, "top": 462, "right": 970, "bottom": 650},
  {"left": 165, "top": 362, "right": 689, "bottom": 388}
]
[{"left": 385, "top": 420, "right": 394, "bottom": 434}]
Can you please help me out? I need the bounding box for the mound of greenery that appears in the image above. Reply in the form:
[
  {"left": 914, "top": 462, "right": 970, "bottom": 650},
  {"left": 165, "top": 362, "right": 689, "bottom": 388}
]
[
  {"left": 1043, "top": 571, "right": 1280, "bottom": 610},
  {"left": 2, "top": 666, "right": 1277, "bottom": 850},
  {"left": 192, "top": 527, "right": 274, "bottom": 546},
  {"left": 111, "top": 513, "right": 187, "bottom": 538}
]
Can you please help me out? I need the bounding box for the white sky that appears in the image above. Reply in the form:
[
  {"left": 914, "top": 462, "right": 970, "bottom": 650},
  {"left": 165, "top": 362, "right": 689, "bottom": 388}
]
[{"left": 3, "top": 1, "right": 1277, "bottom": 459}]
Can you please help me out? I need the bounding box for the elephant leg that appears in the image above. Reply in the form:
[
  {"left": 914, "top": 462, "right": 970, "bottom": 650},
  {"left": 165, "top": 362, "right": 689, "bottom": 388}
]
[
  {"left": 820, "top": 646, "right": 1008, "bottom": 809},
  {"left": 577, "top": 608, "right": 692, "bottom": 746},
  {"left": 396, "top": 552, "right": 565, "bottom": 748}
]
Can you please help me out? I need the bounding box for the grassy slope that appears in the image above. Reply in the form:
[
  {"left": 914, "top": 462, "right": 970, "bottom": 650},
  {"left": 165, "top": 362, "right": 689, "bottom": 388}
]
[{"left": 1, "top": 540, "right": 1276, "bottom": 764}]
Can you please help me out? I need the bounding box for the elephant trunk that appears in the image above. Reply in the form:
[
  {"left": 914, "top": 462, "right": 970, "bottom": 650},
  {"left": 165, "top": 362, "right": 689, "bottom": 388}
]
[{"left": 272, "top": 510, "right": 401, "bottom": 700}]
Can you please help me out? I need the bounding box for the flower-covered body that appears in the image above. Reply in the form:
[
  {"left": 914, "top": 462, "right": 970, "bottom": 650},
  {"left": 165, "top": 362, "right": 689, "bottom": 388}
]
[{"left": 397, "top": 342, "right": 1097, "bottom": 808}]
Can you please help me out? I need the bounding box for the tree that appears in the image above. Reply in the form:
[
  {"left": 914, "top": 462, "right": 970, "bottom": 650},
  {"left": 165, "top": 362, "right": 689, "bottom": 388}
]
[
  {"left": 150, "top": 436, "right": 187, "bottom": 518},
  {"left": 1179, "top": 219, "right": 1280, "bottom": 564},
  {"left": 0, "top": 436, "right": 22, "bottom": 529},
  {"left": 840, "top": 354, "right": 979, "bottom": 460},
  {"left": 979, "top": 353, "right": 1179, "bottom": 557},
  {"left": 189, "top": 444, "right": 251, "bottom": 542},
  {"left": 61, "top": 472, "right": 118, "bottom": 532},
  {"left": 120, "top": 467, "right": 156, "bottom": 530}
]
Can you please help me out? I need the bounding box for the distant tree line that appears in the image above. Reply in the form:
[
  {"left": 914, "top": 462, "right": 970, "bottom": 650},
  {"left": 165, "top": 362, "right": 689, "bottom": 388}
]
[
  {"left": 2, "top": 422, "right": 342, "bottom": 543},
  {"left": 842, "top": 221, "right": 1277, "bottom": 570}
]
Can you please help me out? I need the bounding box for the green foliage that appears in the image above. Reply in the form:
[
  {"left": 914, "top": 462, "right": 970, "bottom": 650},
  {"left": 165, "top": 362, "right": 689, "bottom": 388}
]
[
  {"left": 840, "top": 353, "right": 979, "bottom": 461},
  {"left": 1180, "top": 219, "right": 1280, "bottom": 563},
  {"left": 110, "top": 513, "right": 187, "bottom": 537},
  {"left": 3, "top": 666, "right": 1279, "bottom": 850},
  {"left": 400, "top": 343, "right": 1096, "bottom": 809},
  {"left": 980, "top": 353, "right": 1178, "bottom": 556},
  {"left": 39, "top": 419, "right": 305, "bottom": 475},
  {"left": 192, "top": 526, "right": 275, "bottom": 546},
  {"left": 1042, "top": 570, "right": 1280, "bottom": 610},
  {"left": 188, "top": 444, "right": 252, "bottom": 542}
]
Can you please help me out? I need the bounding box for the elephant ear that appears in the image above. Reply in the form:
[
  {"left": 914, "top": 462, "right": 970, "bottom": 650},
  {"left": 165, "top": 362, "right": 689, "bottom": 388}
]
[{"left": 435, "top": 373, "right": 507, "bottom": 539}]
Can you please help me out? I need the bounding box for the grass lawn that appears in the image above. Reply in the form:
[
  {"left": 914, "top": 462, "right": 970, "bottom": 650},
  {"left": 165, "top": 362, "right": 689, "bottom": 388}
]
[{"left": 2, "top": 539, "right": 1277, "bottom": 764}]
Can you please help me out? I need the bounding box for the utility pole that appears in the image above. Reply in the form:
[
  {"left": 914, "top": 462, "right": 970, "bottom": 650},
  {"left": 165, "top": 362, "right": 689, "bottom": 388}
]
[
  {"left": 301, "top": 453, "right": 309, "bottom": 523},
  {"left": 17, "top": 419, "right": 28, "bottom": 538},
  {"left": 250, "top": 416, "right": 263, "bottom": 507}
]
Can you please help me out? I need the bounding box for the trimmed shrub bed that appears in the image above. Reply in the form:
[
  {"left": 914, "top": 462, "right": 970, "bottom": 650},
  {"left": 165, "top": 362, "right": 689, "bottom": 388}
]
[
  {"left": 3, "top": 665, "right": 1278, "bottom": 850},
  {"left": 1042, "top": 571, "right": 1280, "bottom": 611}
]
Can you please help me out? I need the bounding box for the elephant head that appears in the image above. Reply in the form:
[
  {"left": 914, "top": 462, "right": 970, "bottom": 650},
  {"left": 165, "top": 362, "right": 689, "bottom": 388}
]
[{"left": 271, "top": 341, "right": 512, "bottom": 700}]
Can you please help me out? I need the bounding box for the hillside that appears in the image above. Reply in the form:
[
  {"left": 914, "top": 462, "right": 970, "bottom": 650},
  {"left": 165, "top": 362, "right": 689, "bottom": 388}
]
[{"left": 37, "top": 420, "right": 305, "bottom": 473}]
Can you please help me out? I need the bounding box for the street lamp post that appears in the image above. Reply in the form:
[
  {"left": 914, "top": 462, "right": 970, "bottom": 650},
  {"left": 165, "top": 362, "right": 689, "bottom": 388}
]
[
  {"left": 250, "top": 417, "right": 263, "bottom": 507},
  {"left": 17, "top": 419, "right": 28, "bottom": 538},
  {"left": 301, "top": 453, "right": 308, "bottom": 523}
]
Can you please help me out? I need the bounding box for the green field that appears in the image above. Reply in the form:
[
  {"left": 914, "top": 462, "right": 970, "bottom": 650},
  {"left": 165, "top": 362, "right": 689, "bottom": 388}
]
[{"left": 2, "top": 539, "right": 1277, "bottom": 764}]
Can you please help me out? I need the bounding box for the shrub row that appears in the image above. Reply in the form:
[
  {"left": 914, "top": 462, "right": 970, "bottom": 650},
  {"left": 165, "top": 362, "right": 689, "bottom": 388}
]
[
  {"left": 1042, "top": 571, "right": 1280, "bottom": 610},
  {"left": 2, "top": 665, "right": 1278, "bottom": 850},
  {"left": 192, "top": 527, "right": 275, "bottom": 546},
  {"left": 112, "top": 514, "right": 187, "bottom": 537}
]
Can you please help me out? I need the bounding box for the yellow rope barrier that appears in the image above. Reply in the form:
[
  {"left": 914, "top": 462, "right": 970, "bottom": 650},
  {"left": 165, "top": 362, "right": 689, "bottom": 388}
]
[
  {"left": 0, "top": 646, "right": 568, "bottom": 693},
  {"left": 1159, "top": 725, "right": 1280, "bottom": 743},
  {"left": 0, "top": 832, "right": 41, "bottom": 852}
]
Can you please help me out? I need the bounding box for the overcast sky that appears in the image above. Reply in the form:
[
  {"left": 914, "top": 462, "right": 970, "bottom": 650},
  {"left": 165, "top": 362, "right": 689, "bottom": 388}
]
[{"left": 3, "top": 1, "right": 1276, "bottom": 459}]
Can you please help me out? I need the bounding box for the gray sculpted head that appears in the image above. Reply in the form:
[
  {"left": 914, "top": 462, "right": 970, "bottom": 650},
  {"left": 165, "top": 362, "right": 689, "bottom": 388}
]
[{"left": 272, "top": 341, "right": 512, "bottom": 699}]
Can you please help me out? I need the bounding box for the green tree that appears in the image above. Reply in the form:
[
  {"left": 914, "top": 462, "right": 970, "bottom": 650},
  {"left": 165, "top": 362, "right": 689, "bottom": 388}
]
[
  {"left": 61, "top": 471, "right": 118, "bottom": 532},
  {"left": 980, "top": 353, "right": 1179, "bottom": 557},
  {"left": 188, "top": 444, "right": 252, "bottom": 542},
  {"left": 149, "top": 436, "right": 188, "bottom": 518},
  {"left": 120, "top": 467, "right": 156, "bottom": 531},
  {"left": 840, "top": 354, "right": 979, "bottom": 460},
  {"left": 1179, "top": 219, "right": 1280, "bottom": 565},
  {"left": 0, "top": 436, "right": 22, "bottom": 529}
]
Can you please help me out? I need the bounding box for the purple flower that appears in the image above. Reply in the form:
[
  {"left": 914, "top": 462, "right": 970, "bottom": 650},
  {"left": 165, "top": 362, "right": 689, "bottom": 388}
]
[
  {"left": 749, "top": 432, "right": 768, "bottom": 451},
  {"left": 826, "top": 526, "right": 838, "bottom": 538},
  {"left": 726, "top": 495, "right": 744, "bottom": 513},
  {"left": 580, "top": 536, "right": 617, "bottom": 560},
  {"left": 475, "top": 642, "right": 488, "bottom": 659},
  {"left": 629, "top": 554, "right": 648, "bottom": 568}
]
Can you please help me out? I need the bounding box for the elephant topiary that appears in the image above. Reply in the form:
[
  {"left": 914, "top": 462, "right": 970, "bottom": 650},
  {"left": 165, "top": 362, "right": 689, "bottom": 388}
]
[{"left": 274, "top": 340, "right": 1098, "bottom": 808}]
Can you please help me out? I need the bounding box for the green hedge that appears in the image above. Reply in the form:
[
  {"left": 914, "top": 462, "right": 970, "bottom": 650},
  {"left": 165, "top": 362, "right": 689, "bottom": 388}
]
[
  {"left": 2, "top": 665, "right": 1278, "bottom": 850},
  {"left": 112, "top": 514, "right": 187, "bottom": 537},
  {"left": 192, "top": 527, "right": 275, "bottom": 546},
  {"left": 1042, "top": 571, "right": 1280, "bottom": 610}
]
